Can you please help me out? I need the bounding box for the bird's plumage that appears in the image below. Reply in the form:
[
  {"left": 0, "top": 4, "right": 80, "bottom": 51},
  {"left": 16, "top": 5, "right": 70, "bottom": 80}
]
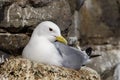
[
  {"left": 22, "top": 21, "right": 90, "bottom": 70},
  {"left": 54, "top": 42, "right": 89, "bottom": 70}
]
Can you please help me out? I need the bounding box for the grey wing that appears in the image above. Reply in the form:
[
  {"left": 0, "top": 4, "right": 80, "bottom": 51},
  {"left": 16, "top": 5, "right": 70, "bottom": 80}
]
[{"left": 54, "top": 42, "right": 89, "bottom": 70}]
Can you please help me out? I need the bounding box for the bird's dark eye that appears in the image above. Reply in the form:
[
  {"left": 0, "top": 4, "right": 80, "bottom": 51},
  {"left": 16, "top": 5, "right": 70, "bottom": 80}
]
[{"left": 49, "top": 28, "right": 53, "bottom": 31}]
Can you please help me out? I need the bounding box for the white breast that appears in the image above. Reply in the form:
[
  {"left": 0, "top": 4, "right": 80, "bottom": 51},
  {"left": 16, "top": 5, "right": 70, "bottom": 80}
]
[{"left": 22, "top": 36, "right": 63, "bottom": 66}]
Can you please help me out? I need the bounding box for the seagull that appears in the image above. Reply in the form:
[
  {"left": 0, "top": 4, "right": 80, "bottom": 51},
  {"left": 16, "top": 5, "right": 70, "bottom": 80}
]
[{"left": 22, "top": 21, "right": 90, "bottom": 70}]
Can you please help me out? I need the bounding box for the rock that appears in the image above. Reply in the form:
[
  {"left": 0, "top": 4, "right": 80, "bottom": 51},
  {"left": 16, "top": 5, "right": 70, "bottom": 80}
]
[
  {"left": 0, "top": 0, "right": 71, "bottom": 34},
  {"left": 85, "top": 43, "right": 120, "bottom": 79},
  {"left": 0, "top": 33, "right": 29, "bottom": 55},
  {"left": 79, "top": 0, "right": 120, "bottom": 45},
  {"left": 0, "top": 0, "right": 120, "bottom": 79},
  {"left": 0, "top": 58, "right": 101, "bottom": 80},
  {"left": 29, "top": 0, "right": 54, "bottom": 7},
  {"left": 67, "top": 0, "right": 85, "bottom": 45},
  {"left": 0, "top": 29, "right": 7, "bottom": 33},
  {"left": 68, "top": 11, "right": 80, "bottom": 45},
  {"left": 0, "top": 50, "right": 9, "bottom": 64},
  {"left": 99, "top": 63, "right": 120, "bottom": 80},
  {"left": 113, "top": 63, "right": 120, "bottom": 80},
  {"left": 101, "top": 68, "right": 114, "bottom": 80},
  {"left": 67, "top": 0, "right": 85, "bottom": 13},
  {"left": 67, "top": 0, "right": 76, "bottom": 14}
]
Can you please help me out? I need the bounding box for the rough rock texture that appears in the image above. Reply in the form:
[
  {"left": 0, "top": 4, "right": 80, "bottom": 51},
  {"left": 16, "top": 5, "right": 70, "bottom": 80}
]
[
  {"left": 0, "top": 50, "right": 9, "bottom": 64},
  {"left": 98, "top": 62, "right": 120, "bottom": 80},
  {"left": 0, "top": 0, "right": 71, "bottom": 32},
  {"left": 0, "top": 0, "right": 120, "bottom": 53},
  {"left": 79, "top": 0, "right": 120, "bottom": 45},
  {"left": 0, "top": 0, "right": 120, "bottom": 80},
  {"left": 113, "top": 63, "right": 120, "bottom": 80},
  {"left": 0, "top": 33, "right": 29, "bottom": 55},
  {"left": 67, "top": 0, "right": 85, "bottom": 13},
  {"left": 85, "top": 42, "right": 120, "bottom": 80},
  {"left": 0, "top": 58, "right": 101, "bottom": 80}
]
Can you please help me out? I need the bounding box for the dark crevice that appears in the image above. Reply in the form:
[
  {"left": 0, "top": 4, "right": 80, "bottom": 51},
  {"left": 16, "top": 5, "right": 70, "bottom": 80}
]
[
  {"left": 116, "top": 0, "right": 120, "bottom": 24},
  {"left": 0, "top": 26, "right": 33, "bottom": 34},
  {"left": 0, "top": 46, "right": 24, "bottom": 56},
  {"left": 61, "top": 28, "right": 69, "bottom": 37},
  {"left": 116, "top": 0, "right": 120, "bottom": 13},
  {"left": 29, "top": 0, "right": 52, "bottom": 8},
  {"left": 0, "top": 2, "right": 12, "bottom": 23},
  {"left": 0, "top": 47, "right": 11, "bottom": 55},
  {"left": 75, "top": 0, "right": 85, "bottom": 11}
]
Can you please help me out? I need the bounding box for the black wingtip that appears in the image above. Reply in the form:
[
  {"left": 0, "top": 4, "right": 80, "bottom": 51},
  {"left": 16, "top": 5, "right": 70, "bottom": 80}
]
[
  {"left": 90, "top": 54, "right": 101, "bottom": 58},
  {"left": 85, "top": 47, "right": 101, "bottom": 58},
  {"left": 85, "top": 47, "right": 92, "bottom": 56}
]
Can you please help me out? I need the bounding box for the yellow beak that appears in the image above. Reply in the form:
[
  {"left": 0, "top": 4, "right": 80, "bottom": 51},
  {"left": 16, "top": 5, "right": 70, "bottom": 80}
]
[{"left": 56, "top": 36, "right": 67, "bottom": 45}]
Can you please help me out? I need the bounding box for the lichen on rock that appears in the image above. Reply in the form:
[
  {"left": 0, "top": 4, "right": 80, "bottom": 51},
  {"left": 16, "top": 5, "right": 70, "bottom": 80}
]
[{"left": 0, "top": 57, "right": 101, "bottom": 80}]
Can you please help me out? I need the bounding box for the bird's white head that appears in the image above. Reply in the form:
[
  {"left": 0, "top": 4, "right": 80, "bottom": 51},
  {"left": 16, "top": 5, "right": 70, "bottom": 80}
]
[{"left": 32, "top": 21, "right": 67, "bottom": 44}]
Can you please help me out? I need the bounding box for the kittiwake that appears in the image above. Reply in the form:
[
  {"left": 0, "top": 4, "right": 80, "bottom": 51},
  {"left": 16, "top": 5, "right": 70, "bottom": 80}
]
[{"left": 22, "top": 21, "right": 90, "bottom": 70}]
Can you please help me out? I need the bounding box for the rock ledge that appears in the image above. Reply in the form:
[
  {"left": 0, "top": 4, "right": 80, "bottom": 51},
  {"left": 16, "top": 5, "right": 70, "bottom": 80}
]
[{"left": 0, "top": 58, "right": 101, "bottom": 80}]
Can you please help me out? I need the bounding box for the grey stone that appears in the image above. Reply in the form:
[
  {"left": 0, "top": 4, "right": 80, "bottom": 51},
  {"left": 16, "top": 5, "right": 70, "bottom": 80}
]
[
  {"left": 0, "top": 50, "right": 9, "bottom": 64},
  {"left": 0, "top": 33, "right": 29, "bottom": 55},
  {"left": 113, "top": 63, "right": 120, "bottom": 80},
  {"left": 85, "top": 43, "right": 120, "bottom": 79},
  {"left": 29, "top": 0, "right": 54, "bottom": 7},
  {"left": 0, "top": 0, "right": 72, "bottom": 34},
  {"left": 67, "top": 0, "right": 85, "bottom": 13},
  {"left": 79, "top": 0, "right": 120, "bottom": 45}
]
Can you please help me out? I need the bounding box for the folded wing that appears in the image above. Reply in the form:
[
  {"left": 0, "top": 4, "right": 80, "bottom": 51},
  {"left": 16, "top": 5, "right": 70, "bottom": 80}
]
[{"left": 54, "top": 42, "right": 89, "bottom": 70}]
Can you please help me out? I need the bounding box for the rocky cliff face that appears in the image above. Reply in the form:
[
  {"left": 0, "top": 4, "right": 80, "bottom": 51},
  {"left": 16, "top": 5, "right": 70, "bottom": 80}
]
[
  {"left": 0, "top": 0, "right": 120, "bottom": 80},
  {"left": 79, "top": 0, "right": 120, "bottom": 45},
  {"left": 0, "top": 0, "right": 120, "bottom": 54},
  {"left": 78, "top": 0, "right": 120, "bottom": 79},
  {"left": 0, "top": 58, "right": 101, "bottom": 80}
]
